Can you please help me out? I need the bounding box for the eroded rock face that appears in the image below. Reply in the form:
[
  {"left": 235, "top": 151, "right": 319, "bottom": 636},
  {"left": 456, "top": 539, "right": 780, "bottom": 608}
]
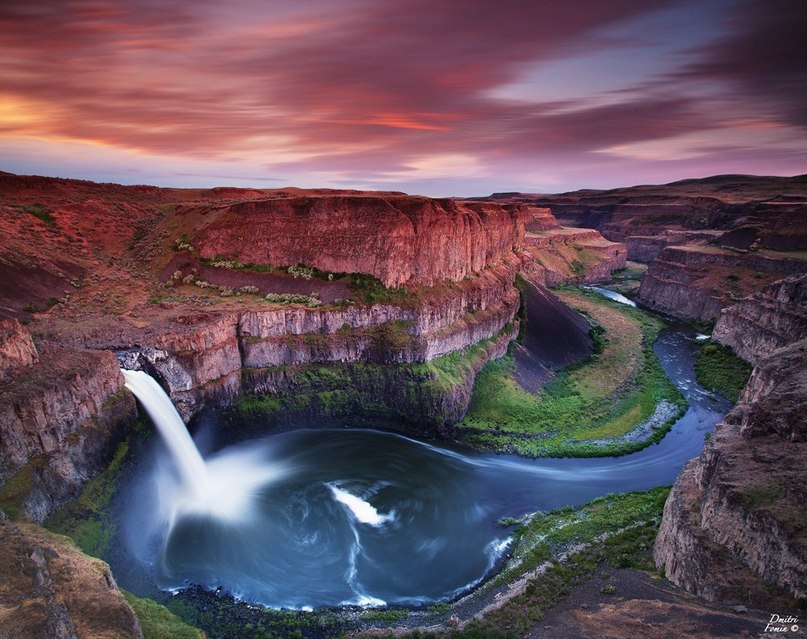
[
  {"left": 0, "top": 350, "right": 135, "bottom": 522},
  {"left": 655, "top": 338, "right": 807, "bottom": 602},
  {"left": 521, "top": 229, "right": 626, "bottom": 287},
  {"left": 0, "top": 319, "right": 38, "bottom": 375},
  {"left": 0, "top": 517, "right": 143, "bottom": 639},
  {"left": 192, "top": 195, "right": 526, "bottom": 287},
  {"left": 712, "top": 274, "right": 807, "bottom": 365},
  {"left": 638, "top": 246, "right": 807, "bottom": 321}
]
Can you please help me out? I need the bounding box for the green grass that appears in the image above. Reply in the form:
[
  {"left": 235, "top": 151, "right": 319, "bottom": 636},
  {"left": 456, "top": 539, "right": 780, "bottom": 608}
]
[
  {"left": 694, "top": 342, "right": 752, "bottom": 403},
  {"left": 22, "top": 204, "right": 57, "bottom": 228},
  {"left": 491, "top": 487, "right": 670, "bottom": 588},
  {"left": 467, "top": 488, "right": 669, "bottom": 636},
  {"left": 122, "top": 591, "right": 204, "bottom": 639},
  {"left": 349, "top": 273, "right": 409, "bottom": 304},
  {"left": 46, "top": 438, "right": 130, "bottom": 557},
  {"left": 457, "top": 289, "right": 683, "bottom": 456},
  {"left": 0, "top": 461, "right": 40, "bottom": 520}
]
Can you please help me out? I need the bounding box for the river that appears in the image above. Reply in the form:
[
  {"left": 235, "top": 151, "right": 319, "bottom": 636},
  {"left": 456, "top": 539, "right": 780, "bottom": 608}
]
[{"left": 108, "top": 314, "right": 729, "bottom": 610}]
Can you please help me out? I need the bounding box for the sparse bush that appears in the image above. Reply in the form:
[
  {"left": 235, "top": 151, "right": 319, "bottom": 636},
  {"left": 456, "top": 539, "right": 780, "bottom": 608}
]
[
  {"left": 239, "top": 285, "right": 260, "bottom": 295},
  {"left": 173, "top": 234, "right": 194, "bottom": 251},
  {"left": 264, "top": 293, "right": 321, "bottom": 306},
  {"left": 288, "top": 264, "right": 315, "bottom": 280}
]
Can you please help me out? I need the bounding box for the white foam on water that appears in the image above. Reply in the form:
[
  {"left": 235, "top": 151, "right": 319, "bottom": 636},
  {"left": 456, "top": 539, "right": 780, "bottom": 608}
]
[
  {"left": 326, "top": 483, "right": 395, "bottom": 527},
  {"left": 123, "top": 368, "right": 285, "bottom": 523}
]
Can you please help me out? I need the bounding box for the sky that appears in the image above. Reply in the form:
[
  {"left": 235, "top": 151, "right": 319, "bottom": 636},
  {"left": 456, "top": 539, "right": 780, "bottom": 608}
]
[{"left": 1, "top": 0, "right": 806, "bottom": 196}]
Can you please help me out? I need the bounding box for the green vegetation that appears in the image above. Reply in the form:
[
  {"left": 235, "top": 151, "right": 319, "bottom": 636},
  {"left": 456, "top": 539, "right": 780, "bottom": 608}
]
[
  {"left": 46, "top": 438, "right": 130, "bottom": 556},
  {"left": 350, "top": 273, "right": 409, "bottom": 304},
  {"left": 165, "top": 593, "right": 342, "bottom": 639},
  {"left": 694, "top": 342, "right": 752, "bottom": 402},
  {"left": 458, "top": 289, "right": 684, "bottom": 456},
  {"left": 22, "top": 204, "right": 57, "bottom": 228},
  {"left": 467, "top": 488, "right": 669, "bottom": 636},
  {"left": 236, "top": 394, "right": 283, "bottom": 415},
  {"left": 122, "top": 591, "right": 204, "bottom": 639},
  {"left": 264, "top": 292, "right": 322, "bottom": 307},
  {"left": 236, "top": 324, "right": 512, "bottom": 426},
  {"left": 22, "top": 297, "right": 60, "bottom": 314},
  {"left": 0, "top": 461, "right": 39, "bottom": 520}
]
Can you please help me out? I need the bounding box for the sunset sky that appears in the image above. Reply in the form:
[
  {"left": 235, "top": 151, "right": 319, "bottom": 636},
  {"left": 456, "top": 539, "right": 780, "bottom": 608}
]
[{"left": 1, "top": 0, "right": 805, "bottom": 196}]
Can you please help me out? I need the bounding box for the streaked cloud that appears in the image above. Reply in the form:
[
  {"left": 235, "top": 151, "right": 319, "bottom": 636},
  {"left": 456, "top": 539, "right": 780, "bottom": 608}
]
[{"left": 0, "top": 0, "right": 805, "bottom": 194}]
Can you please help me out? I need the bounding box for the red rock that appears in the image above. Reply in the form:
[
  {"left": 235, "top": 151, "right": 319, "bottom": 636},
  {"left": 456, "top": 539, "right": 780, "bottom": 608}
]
[{"left": 192, "top": 195, "right": 526, "bottom": 287}]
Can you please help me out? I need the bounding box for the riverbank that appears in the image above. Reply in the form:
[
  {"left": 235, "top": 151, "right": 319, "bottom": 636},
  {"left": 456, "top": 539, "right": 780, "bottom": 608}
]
[{"left": 456, "top": 287, "right": 685, "bottom": 457}]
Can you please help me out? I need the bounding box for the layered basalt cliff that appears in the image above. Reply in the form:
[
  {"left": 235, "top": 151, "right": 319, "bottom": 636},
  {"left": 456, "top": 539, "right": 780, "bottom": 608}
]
[
  {"left": 637, "top": 246, "right": 807, "bottom": 321},
  {"left": 655, "top": 338, "right": 807, "bottom": 601},
  {"left": 520, "top": 228, "right": 626, "bottom": 287},
  {"left": 191, "top": 195, "right": 526, "bottom": 287},
  {"left": 712, "top": 274, "right": 807, "bottom": 364},
  {"left": 0, "top": 350, "right": 135, "bottom": 522},
  {"left": 65, "top": 259, "right": 521, "bottom": 420}
]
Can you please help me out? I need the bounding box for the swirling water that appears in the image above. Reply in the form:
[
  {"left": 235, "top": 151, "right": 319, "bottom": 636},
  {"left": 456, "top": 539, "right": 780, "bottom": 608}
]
[{"left": 111, "top": 324, "right": 729, "bottom": 609}]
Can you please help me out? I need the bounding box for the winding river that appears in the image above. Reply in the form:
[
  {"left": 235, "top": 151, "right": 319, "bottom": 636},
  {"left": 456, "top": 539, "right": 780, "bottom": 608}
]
[{"left": 109, "top": 313, "right": 729, "bottom": 610}]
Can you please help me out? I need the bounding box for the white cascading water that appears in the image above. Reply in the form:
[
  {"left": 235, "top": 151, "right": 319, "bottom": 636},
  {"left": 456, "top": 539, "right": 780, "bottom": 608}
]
[
  {"left": 121, "top": 369, "right": 284, "bottom": 521},
  {"left": 121, "top": 369, "right": 208, "bottom": 498}
]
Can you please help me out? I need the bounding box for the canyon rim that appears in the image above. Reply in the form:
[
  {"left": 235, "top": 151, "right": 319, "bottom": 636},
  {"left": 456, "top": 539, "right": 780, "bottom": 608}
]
[{"left": 0, "top": 172, "right": 805, "bottom": 639}]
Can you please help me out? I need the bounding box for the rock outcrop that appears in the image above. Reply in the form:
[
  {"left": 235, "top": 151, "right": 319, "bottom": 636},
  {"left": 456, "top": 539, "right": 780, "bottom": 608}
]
[
  {"left": 637, "top": 246, "right": 807, "bottom": 321},
  {"left": 712, "top": 274, "right": 807, "bottom": 365},
  {"left": 0, "top": 516, "right": 143, "bottom": 639},
  {"left": 192, "top": 195, "right": 526, "bottom": 288},
  {"left": 0, "top": 319, "right": 38, "bottom": 375},
  {"left": 0, "top": 351, "right": 135, "bottom": 522},
  {"left": 655, "top": 338, "right": 807, "bottom": 602},
  {"left": 520, "top": 229, "right": 626, "bottom": 287}
]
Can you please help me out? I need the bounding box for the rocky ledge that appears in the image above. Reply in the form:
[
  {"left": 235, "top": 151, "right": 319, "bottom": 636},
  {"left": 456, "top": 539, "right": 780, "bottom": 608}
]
[
  {"left": 654, "top": 337, "right": 807, "bottom": 602},
  {"left": 0, "top": 515, "right": 142, "bottom": 639},
  {"left": 712, "top": 274, "right": 807, "bottom": 365},
  {"left": 637, "top": 246, "right": 807, "bottom": 321}
]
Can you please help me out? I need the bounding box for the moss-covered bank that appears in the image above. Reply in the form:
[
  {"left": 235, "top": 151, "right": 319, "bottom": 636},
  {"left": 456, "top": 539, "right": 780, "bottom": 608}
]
[{"left": 455, "top": 288, "right": 685, "bottom": 456}]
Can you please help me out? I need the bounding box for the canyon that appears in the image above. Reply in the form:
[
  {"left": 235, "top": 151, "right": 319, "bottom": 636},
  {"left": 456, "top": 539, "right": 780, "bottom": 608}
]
[{"left": 0, "top": 172, "right": 805, "bottom": 638}]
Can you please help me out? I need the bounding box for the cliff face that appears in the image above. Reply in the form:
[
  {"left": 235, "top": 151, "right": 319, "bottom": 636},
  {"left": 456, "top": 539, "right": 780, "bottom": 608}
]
[
  {"left": 712, "top": 274, "right": 807, "bottom": 365},
  {"left": 0, "top": 350, "right": 135, "bottom": 522},
  {"left": 112, "top": 260, "right": 520, "bottom": 420},
  {"left": 0, "top": 516, "right": 143, "bottom": 639},
  {"left": 192, "top": 195, "right": 526, "bottom": 288},
  {"left": 637, "top": 246, "right": 807, "bottom": 321},
  {"left": 0, "top": 319, "right": 38, "bottom": 375},
  {"left": 655, "top": 339, "right": 807, "bottom": 601},
  {"left": 520, "top": 229, "right": 626, "bottom": 287}
]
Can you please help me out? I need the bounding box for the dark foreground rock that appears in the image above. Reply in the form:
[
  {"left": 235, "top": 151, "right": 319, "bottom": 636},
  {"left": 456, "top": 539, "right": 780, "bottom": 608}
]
[{"left": 0, "top": 516, "right": 142, "bottom": 639}]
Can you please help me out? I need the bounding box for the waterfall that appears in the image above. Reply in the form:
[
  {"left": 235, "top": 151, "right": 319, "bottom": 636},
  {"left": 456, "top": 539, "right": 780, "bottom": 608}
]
[
  {"left": 121, "top": 368, "right": 285, "bottom": 521},
  {"left": 121, "top": 369, "right": 209, "bottom": 498}
]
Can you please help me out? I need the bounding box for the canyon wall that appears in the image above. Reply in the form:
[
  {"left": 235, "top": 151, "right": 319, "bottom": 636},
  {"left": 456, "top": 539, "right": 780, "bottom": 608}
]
[
  {"left": 0, "top": 350, "right": 135, "bottom": 522},
  {"left": 114, "top": 260, "right": 520, "bottom": 420},
  {"left": 712, "top": 274, "right": 807, "bottom": 365},
  {"left": 192, "top": 195, "right": 526, "bottom": 288},
  {"left": 637, "top": 246, "right": 807, "bottom": 321},
  {"left": 655, "top": 338, "right": 807, "bottom": 601}
]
